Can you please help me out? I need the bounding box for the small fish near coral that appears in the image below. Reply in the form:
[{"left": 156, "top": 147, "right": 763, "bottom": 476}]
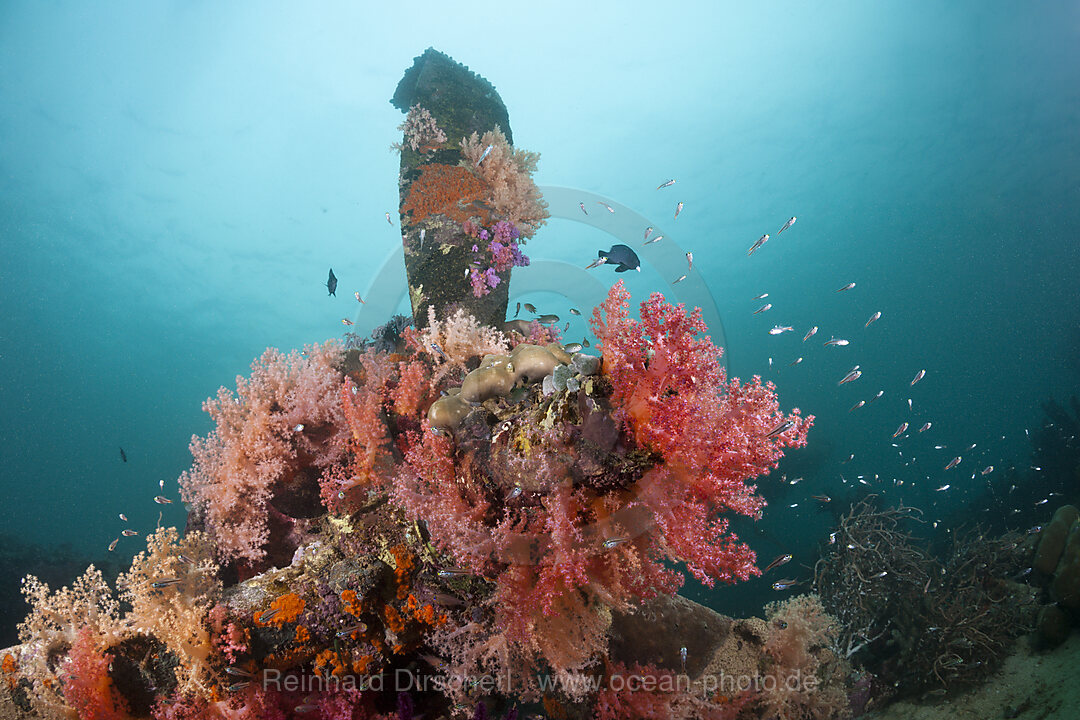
[{"left": 587, "top": 244, "right": 641, "bottom": 273}]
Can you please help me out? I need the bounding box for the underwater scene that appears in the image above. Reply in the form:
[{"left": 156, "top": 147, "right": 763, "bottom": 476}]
[{"left": 1, "top": 2, "right": 1078, "bottom": 719}]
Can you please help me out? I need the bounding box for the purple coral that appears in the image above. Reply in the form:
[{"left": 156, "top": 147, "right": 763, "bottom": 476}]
[
  {"left": 464, "top": 220, "right": 530, "bottom": 297},
  {"left": 490, "top": 221, "right": 528, "bottom": 271},
  {"left": 469, "top": 269, "right": 488, "bottom": 298},
  {"left": 396, "top": 692, "right": 414, "bottom": 720},
  {"left": 301, "top": 583, "right": 343, "bottom": 644}
]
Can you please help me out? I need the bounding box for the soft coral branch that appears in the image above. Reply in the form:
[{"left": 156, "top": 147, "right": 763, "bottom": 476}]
[
  {"left": 330, "top": 349, "right": 434, "bottom": 508},
  {"left": 591, "top": 281, "right": 813, "bottom": 584},
  {"left": 179, "top": 342, "right": 349, "bottom": 565},
  {"left": 61, "top": 628, "right": 129, "bottom": 720},
  {"left": 393, "top": 422, "right": 494, "bottom": 568}
]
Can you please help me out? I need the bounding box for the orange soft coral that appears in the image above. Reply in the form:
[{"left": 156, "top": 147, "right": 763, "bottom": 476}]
[
  {"left": 254, "top": 592, "right": 306, "bottom": 627},
  {"left": 460, "top": 126, "right": 549, "bottom": 237},
  {"left": 400, "top": 163, "right": 491, "bottom": 226}
]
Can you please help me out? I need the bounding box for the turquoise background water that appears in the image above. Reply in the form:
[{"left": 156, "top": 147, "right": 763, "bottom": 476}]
[{"left": 1, "top": 1, "right": 1077, "bottom": 629}]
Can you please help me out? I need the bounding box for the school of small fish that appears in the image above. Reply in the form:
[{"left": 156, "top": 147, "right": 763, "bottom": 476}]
[{"left": 734, "top": 208, "right": 1037, "bottom": 581}]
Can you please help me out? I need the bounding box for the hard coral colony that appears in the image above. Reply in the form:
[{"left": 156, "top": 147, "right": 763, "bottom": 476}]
[{"left": 5, "top": 50, "right": 816, "bottom": 720}]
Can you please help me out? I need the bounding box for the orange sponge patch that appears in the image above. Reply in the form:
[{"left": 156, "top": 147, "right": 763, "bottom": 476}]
[
  {"left": 254, "top": 592, "right": 306, "bottom": 627},
  {"left": 401, "top": 164, "right": 491, "bottom": 226}
]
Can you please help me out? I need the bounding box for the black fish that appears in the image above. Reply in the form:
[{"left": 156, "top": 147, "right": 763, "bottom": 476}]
[
  {"left": 119, "top": 447, "right": 127, "bottom": 463},
  {"left": 598, "top": 244, "right": 641, "bottom": 273},
  {"left": 326, "top": 268, "right": 337, "bottom": 296}
]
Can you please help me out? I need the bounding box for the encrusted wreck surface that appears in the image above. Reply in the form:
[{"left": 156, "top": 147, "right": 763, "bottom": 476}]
[{"left": 393, "top": 48, "right": 534, "bottom": 330}]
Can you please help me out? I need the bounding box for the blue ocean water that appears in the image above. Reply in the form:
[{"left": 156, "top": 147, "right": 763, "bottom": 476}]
[{"left": 0, "top": 1, "right": 1077, "bottom": 633}]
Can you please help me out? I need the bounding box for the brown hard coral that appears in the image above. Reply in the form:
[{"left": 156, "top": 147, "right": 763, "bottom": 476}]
[
  {"left": 427, "top": 388, "right": 472, "bottom": 433},
  {"left": 1050, "top": 520, "right": 1080, "bottom": 609},
  {"left": 1034, "top": 505, "right": 1079, "bottom": 575},
  {"left": 427, "top": 343, "right": 576, "bottom": 432},
  {"left": 460, "top": 361, "right": 517, "bottom": 403}
]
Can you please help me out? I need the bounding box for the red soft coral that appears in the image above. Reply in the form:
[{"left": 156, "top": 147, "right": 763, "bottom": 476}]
[
  {"left": 591, "top": 281, "right": 813, "bottom": 585},
  {"left": 592, "top": 281, "right": 811, "bottom": 463},
  {"left": 61, "top": 628, "right": 130, "bottom": 720}
]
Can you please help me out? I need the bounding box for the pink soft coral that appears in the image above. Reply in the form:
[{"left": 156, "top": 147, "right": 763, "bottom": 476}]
[
  {"left": 393, "top": 422, "right": 494, "bottom": 561},
  {"left": 591, "top": 281, "right": 812, "bottom": 585},
  {"left": 179, "top": 342, "right": 349, "bottom": 566},
  {"left": 393, "top": 104, "right": 447, "bottom": 153},
  {"left": 61, "top": 627, "right": 130, "bottom": 720},
  {"left": 459, "top": 126, "right": 548, "bottom": 238},
  {"left": 757, "top": 594, "right": 851, "bottom": 720}
]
